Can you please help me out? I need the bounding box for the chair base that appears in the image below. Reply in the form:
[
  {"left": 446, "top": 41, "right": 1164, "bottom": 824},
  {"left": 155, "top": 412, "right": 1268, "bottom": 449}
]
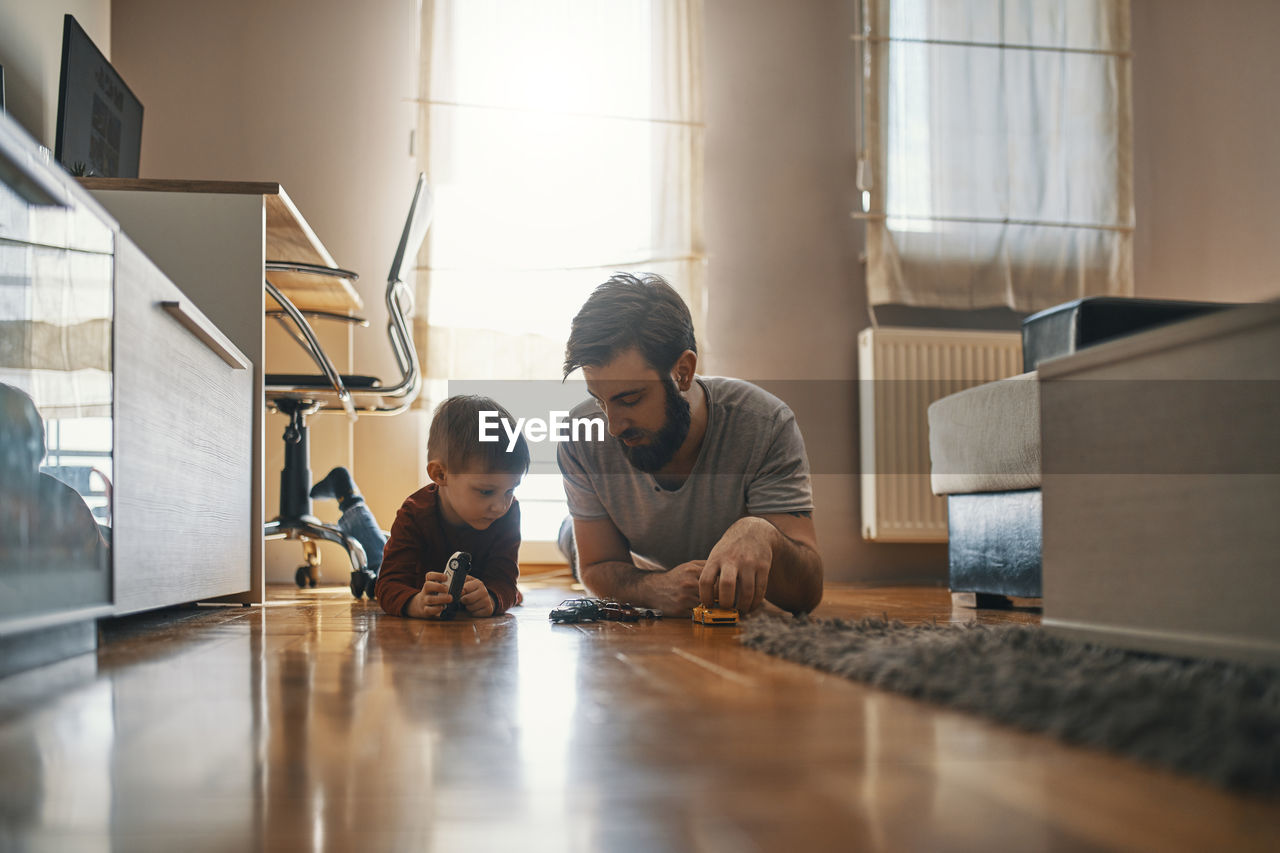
[
  {"left": 265, "top": 400, "right": 367, "bottom": 586},
  {"left": 265, "top": 516, "right": 368, "bottom": 583}
]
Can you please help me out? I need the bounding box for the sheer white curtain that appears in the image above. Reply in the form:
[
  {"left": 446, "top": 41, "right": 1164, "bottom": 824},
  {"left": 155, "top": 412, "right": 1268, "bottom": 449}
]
[
  {"left": 416, "top": 0, "right": 704, "bottom": 383},
  {"left": 415, "top": 0, "right": 704, "bottom": 542},
  {"left": 857, "top": 0, "right": 1133, "bottom": 313}
]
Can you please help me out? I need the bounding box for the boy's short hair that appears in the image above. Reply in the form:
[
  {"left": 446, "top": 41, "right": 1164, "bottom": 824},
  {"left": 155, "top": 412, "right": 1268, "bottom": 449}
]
[
  {"left": 563, "top": 272, "right": 697, "bottom": 377},
  {"left": 427, "top": 395, "right": 530, "bottom": 475}
]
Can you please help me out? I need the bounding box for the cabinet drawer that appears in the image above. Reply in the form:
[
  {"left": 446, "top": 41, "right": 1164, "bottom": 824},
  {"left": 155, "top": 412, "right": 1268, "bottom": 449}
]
[{"left": 112, "top": 236, "right": 254, "bottom": 614}]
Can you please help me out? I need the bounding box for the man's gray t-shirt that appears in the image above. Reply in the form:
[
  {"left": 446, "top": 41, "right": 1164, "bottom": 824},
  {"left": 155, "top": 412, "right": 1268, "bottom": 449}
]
[{"left": 556, "top": 376, "right": 813, "bottom": 571}]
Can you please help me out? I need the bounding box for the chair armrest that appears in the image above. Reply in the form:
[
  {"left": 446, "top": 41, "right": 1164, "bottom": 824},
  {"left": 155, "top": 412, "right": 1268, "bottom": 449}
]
[
  {"left": 265, "top": 308, "right": 369, "bottom": 326},
  {"left": 263, "top": 280, "right": 355, "bottom": 420},
  {"left": 265, "top": 260, "right": 360, "bottom": 281}
]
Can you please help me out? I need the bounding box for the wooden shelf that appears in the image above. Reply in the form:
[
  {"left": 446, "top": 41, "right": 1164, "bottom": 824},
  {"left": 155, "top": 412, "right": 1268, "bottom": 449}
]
[{"left": 77, "top": 177, "right": 362, "bottom": 316}]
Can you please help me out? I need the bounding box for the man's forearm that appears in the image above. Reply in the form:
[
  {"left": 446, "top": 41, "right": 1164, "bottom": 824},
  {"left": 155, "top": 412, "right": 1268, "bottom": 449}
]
[
  {"left": 579, "top": 560, "right": 654, "bottom": 604},
  {"left": 580, "top": 557, "right": 704, "bottom": 616},
  {"left": 760, "top": 522, "right": 824, "bottom": 613}
]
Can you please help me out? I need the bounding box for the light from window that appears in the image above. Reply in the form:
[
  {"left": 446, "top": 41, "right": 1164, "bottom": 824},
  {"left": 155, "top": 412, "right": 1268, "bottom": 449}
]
[{"left": 886, "top": 0, "right": 933, "bottom": 233}]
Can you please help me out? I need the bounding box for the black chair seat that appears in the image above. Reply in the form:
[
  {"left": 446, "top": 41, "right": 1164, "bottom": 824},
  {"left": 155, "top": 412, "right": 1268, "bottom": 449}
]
[{"left": 265, "top": 373, "right": 382, "bottom": 389}]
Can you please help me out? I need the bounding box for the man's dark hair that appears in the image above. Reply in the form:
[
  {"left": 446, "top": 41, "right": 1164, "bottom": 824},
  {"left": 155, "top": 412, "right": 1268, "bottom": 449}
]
[
  {"left": 427, "top": 395, "right": 530, "bottom": 475},
  {"left": 563, "top": 272, "right": 697, "bottom": 377}
]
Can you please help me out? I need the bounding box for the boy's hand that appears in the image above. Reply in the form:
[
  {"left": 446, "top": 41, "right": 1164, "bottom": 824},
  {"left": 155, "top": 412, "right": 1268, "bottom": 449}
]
[
  {"left": 459, "top": 576, "right": 495, "bottom": 618},
  {"left": 407, "top": 571, "right": 453, "bottom": 619}
]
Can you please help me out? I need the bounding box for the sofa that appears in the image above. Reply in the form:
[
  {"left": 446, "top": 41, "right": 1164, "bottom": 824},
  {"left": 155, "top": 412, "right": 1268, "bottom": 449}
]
[{"left": 927, "top": 297, "right": 1233, "bottom": 607}]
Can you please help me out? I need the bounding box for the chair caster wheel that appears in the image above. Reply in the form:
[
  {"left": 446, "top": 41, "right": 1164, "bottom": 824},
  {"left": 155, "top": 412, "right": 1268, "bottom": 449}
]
[
  {"left": 296, "top": 565, "right": 316, "bottom": 588},
  {"left": 350, "top": 570, "right": 378, "bottom": 601}
]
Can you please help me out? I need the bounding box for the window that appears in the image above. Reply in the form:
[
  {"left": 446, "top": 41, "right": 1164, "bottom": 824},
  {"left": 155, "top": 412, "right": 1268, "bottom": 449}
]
[
  {"left": 858, "top": 0, "right": 1134, "bottom": 312},
  {"left": 417, "top": 0, "right": 704, "bottom": 543}
]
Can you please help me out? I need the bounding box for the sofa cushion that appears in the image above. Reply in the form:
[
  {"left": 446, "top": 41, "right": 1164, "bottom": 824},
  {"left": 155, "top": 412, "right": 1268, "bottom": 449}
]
[{"left": 928, "top": 371, "right": 1040, "bottom": 495}]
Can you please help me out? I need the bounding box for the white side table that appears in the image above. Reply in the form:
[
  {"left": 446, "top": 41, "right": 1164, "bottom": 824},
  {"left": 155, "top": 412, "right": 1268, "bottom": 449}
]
[{"left": 1040, "top": 303, "right": 1280, "bottom": 664}]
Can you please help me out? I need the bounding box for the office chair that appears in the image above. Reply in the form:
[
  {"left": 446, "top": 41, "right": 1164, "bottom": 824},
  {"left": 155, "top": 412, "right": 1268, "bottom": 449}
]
[{"left": 263, "top": 173, "right": 431, "bottom": 594}]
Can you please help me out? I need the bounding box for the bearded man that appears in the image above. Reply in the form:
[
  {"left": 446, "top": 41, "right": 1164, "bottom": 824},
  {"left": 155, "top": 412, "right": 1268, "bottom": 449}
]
[{"left": 556, "top": 273, "right": 824, "bottom": 617}]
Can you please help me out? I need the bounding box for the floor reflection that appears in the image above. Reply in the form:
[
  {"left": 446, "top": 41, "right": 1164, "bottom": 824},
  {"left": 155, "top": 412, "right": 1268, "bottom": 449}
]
[
  {"left": 0, "top": 383, "right": 110, "bottom": 624},
  {"left": 511, "top": 618, "right": 578, "bottom": 845},
  {"left": 0, "top": 585, "right": 1275, "bottom": 851},
  {"left": 0, "top": 671, "right": 112, "bottom": 853},
  {"left": 261, "top": 600, "right": 446, "bottom": 849}
]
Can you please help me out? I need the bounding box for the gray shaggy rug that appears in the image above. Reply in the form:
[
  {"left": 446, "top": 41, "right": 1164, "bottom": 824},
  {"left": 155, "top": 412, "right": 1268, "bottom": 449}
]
[{"left": 740, "top": 616, "right": 1280, "bottom": 792}]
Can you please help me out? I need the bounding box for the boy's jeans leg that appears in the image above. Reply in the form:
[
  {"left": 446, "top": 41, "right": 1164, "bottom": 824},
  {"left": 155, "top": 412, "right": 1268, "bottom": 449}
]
[{"left": 337, "top": 500, "right": 386, "bottom": 576}]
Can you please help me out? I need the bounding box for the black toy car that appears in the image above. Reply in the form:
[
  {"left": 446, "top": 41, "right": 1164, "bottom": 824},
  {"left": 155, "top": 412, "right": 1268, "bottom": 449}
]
[
  {"left": 439, "top": 551, "right": 471, "bottom": 620},
  {"left": 549, "top": 598, "right": 664, "bottom": 624},
  {"left": 549, "top": 598, "right": 602, "bottom": 623}
]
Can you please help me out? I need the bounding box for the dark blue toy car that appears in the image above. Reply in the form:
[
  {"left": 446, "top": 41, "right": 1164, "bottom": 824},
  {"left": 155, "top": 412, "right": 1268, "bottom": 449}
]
[{"left": 549, "top": 598, "right": 602, "bottom": 623}]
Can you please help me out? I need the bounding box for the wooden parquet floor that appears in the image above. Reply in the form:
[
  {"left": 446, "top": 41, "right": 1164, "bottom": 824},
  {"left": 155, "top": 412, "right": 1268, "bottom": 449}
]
[{"left": 0, "top": 578, "right": 1275, "bottom": 852}]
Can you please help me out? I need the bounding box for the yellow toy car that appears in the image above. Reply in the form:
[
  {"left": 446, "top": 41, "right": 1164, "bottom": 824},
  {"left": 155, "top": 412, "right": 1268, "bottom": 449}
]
[{"left": 691, "top": 605, "right": 739, "bottom": 625}]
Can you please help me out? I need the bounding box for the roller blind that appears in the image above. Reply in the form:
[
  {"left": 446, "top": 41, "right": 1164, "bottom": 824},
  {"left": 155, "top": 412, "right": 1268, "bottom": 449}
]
[{"left": 855, "top": 0, "right": 1134, "bottom": 312}]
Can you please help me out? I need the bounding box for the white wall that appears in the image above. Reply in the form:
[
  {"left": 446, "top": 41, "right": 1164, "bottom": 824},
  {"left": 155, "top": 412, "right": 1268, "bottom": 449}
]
[
  {"left": 703, "top": 0, "right": 950, "bottom": 583},
  {"left": 111, "top": 0, "right": 423, "bottom": 583},
  {"left": 1131, "top": 0, "right": 1280, "bottom": 303},
  {"left": 0, "top": 0, "right": 111, "bottom": 146}
]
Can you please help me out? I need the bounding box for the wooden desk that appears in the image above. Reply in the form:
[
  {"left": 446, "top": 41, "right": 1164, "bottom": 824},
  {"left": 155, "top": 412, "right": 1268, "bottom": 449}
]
[
  {"left": 80, "top": 179, "right": 355, "bottom": 605},
  {"left": 79, "top": 178, "right": 362, "bottom": 316}
]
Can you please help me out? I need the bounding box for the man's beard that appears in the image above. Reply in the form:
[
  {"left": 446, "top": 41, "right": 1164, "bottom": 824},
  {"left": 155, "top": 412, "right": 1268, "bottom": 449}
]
[{"left": 617, "top": 376, "right": 692, "bottom": 474}]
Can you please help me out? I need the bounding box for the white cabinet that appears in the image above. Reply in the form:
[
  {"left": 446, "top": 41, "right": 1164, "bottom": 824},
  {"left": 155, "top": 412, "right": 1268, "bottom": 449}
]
[
  {"left": 81, "top": 179, "right": 362, "bottom": 597},
  {"left": 0, "top": 110, "right": 255, "bottom": 660},
  {"left": 1040, "top": 304, "right": 1280, "bottom": 664},
  {"left": 111, "top": 236, "right": 254, "bottom": 613},
  {"left": 0, "top": 116, "right": 115, "bottom": 672}
]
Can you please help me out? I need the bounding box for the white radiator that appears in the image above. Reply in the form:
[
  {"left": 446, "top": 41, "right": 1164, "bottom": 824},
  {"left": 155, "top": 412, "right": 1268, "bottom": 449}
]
[{"left": 858, "top": 327, "right": 1023, "bottom": 542}]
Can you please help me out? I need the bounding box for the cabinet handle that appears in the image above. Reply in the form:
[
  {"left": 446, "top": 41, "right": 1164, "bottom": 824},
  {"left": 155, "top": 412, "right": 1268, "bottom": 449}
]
[{"left": 159, "top": 301, "right": 249, "bottom": 370}]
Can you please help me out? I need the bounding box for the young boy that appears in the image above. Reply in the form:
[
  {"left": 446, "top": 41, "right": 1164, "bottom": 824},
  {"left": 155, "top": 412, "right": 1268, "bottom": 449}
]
[{"left": 375, "top": 395, "right": 530, "bottom": 619}]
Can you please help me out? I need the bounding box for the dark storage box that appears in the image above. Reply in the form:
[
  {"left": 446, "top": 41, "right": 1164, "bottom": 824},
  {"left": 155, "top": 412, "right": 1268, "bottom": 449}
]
[{"left": 1021, "top": 297, "right": 1232, "bottom": 372}]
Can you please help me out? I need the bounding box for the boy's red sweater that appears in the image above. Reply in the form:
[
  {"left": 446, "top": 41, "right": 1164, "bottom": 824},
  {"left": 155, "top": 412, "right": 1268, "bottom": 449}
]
[{"left": 376, "top": 483, "right": 521, "bottom": 617}]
